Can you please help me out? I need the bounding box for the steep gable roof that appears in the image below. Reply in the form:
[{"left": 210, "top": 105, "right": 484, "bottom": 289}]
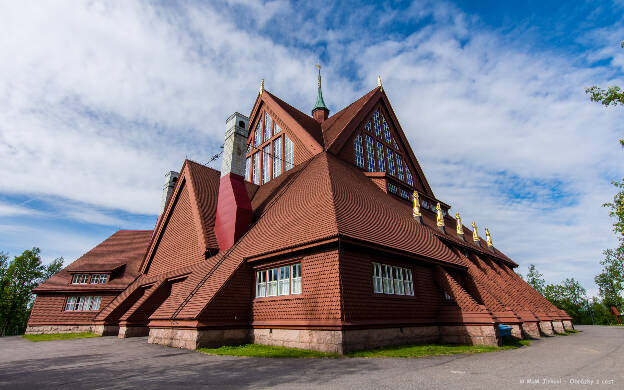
[
  {"left": 34, "top": 230, "right": 153, "bottom": 292},
  {"left": 322, "top": 87, "right": 435, "bottom": 197}
]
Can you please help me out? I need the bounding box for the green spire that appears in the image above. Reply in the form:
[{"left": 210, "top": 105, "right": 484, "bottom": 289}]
[{"left": 312, "top": 64, "right": 328, "bottom": 113}]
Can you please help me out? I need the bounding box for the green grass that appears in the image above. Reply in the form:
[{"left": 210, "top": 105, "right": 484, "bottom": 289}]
[
  {"left": 22, "top": 332, "right": 100, "bottom": 342},
  {"left": 198, "top": 337, "right": 530, "bottom": 359},
  {"left": 565, "top": 329, "right": 579, "bottom": 334},
  {"left": 198, "top": 344, "right": 340, "bottom": 358}
]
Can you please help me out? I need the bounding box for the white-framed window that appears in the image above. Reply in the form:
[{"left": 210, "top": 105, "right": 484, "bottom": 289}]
[
  {"left": 262, "top": 144, "right": 271, "bottom": 184},
  {"left": 393, "top": 267, "right": 404, "bottom": 295},
  {"left": 291, "top": 263, "right": 302, "bottom": 295},
  {"left": 372, "top": 263, "right": 383, "bottom": 293},
  {"left": 285, "top": 135, "right": 294, "bottom": 171},
  {"left": 373, "top": 111, "right": 381, "bottom": 137},
  {"left": 382, "top": 264, "right": 394, "bottom": 294},
  {"left": 252, "top": 152, "right": 260, "bottom": 185},
  {"left": 405, "top": 164, "right": 413, "bottom": 186},
  {"left": 373, "top": 263, "right": 414, "bottom": 296},
  {"left": 90, "top": 274, "right": 107, "bottom": 284},
  {"left": 71, "top": 274, "right": 89, "bottom": 284},
  {"left": 264, "top": 112, "right": 272, "bottom": 142},
  {"left": 386, "top": 148, "right": 395, "bottom": 176},
  {"left": 365, "top": 135, "right": 375, "bottom": 172},
  {"left": 396, "top": 155, "right": 404, "bottom": 181},
  {"left": 354, "top": 134, "right": 364, "bottom": 168},
  {"left": 278, "top": 266, "right": 290, "bottom": 295},
  {"left": 383, "top": 117, "right": 391, "bottom": 144},
  {"left": 64, "top": 296, "right": 102, "bottom": 311},
  {"left": 255, "top": 263, "right": 302, "bottom": 298},
  {"left": 254, "top": 120, "right": 262, "bottom": 147},
  {"left": 273, "top": 137, "right": 282, "bottom": 178},
  {"left": 256, "top": 271, "right": 266, "bottom": 298},
  {"left": 274, "top": 123, "right": 281, "bottom": 137},
  {"left": 245, "top": 157, "right": 251, "bottom": 182},
  {"left": 403, "top": 268, "right": 414, "bottom": 296},
  {"left": 267, "top": 268, "right": 278, "bottom": 297},
  {"left": 376, "top": 142, "right": 385, "bottom": 172}
]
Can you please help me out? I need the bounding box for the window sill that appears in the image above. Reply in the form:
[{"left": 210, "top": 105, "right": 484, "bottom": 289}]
[{"left": 254, "top": 294, "right": 304, "bottom": 302}]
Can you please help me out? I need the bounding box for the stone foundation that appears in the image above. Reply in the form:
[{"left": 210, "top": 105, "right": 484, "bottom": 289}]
[
  {"left": 539, "top": 321, "right": 554, "bottom": 336},
  {"left": 92, "top": 325, "right": 119, "bottom": 336},
  {"left": 254, "top": 328, "right": 344, "bottom": 353},
  {"left": 118, "top": 326, "right": 149, "bottom": 338},
  {"left": 508, "top": 324, "right": 522, "bottom": 339},
  {"left": 439, "top": 325, "right": 499, "bottom": 346},
  {"left": 521, "top": 322, "right": 540, "bottom": 339},
  {"left": 25, "top": 325, "right": 109, "bottom": 335},
  {"left": 149, "top": 328, "right": 249, "bottom": 350},
  {"left": 562, "top": 320, "right": 574, "bottom": 331},
  {"left": 551, "top": 321, "right": 565, "bottom": 334}
]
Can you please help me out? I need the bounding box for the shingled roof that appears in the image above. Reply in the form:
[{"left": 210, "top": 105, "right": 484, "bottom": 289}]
[{"left": 34, "top": 230, "right": 153, "bottom": 292}]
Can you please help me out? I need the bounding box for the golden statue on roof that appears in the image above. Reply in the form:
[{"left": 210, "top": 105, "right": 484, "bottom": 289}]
[
  {"left": 436, "top": 203, "right": 444, "bottom": 227},
  {"left": 412, "top": 191, "right": 421, "bottom": 218},
  {"left": 455, "top": 213, "right": 463, "bottom": 235},
  {"left": 378, "top": 75, "right": 383, "bottom": 92},
  {"left": 260, "top": 79, "right": 264, "bottom": 95},
  {"left": 472, "top": 221, "right": 479, "bottom": 242},
  {"left": 485, "top": 228, "right": 493, "bottom": 247}
]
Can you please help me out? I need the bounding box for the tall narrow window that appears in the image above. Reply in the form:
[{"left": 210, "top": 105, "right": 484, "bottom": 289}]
[
  {"left": 373, "top": 111, "right": 381, "bottom": 137},
  {"left": 291, "top": 263, "right": 302, "bottom": 294},
  {"left": 256, "top": 271, "right": 266, "bottom": 297},
  {"left": 285, "top": 135, "right": 294, "bottom": 171},
  {"left": 403, "top": 268, "right": 414, "bottom": 296},
  {"left": 274, "top": 123, "right": 281, "bottom": 137},
  {"left": 372, "top": 263, "right": 383, "bottom": 293},
  {"left": 396, "top": 155, "right": 404, "bottom": 181},
  {"left": 376, "top": 142, "right": 385, "bottom": 172},
  {"left": 90, "top": 296, "right": 102, "bottom": 311},
  {"left": 365, "top": 135, "right": 375, "bottom": 172},
  {"left": 365, "top": 121, "right": 371, "bottom": 132},
  {"left": 252, "top": 152, "right": 260, "bottom": 185},
  {"left": 383, "top": 117, "right": 391, "bottom": 144},
  {"left": 393, "top": 267, "right": 405, "bottom": 295},
  {"left": 382, "top": 264, "right": 394, "bottom": 294},
  {"left": 245, "top": 157, "right": 251, "bottom": 181},
  {"left": 254, "top": 120, "right": 262, "bottom": 147},
  {"left": 405, "top": 164, "right": 413, "bottom": 186},
  {"left": 264, "top": 112, "right": 272, "bottom": 141},
  {"left": 262, "top": 145, "right": 271, "bottom": 184},
  {"left": 278, "top": 266, "right": 290, "bottom": 295},
  {"left": 273, "top": 137, "right": 282, "bottom": 178},
  {"left": 267, "top": 268, "right": 278, "bottom": 297},
  {"left": 386, "top": 148, "right": 395, "bottom": 176},
  {"left": 354, "top": 134, "right": 364, "bottom": 168}
]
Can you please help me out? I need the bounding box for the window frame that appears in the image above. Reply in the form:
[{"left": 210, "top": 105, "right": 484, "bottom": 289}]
[
  {"left": 254, "top": 262, "right": 302, "bottom": 299},
  {"left": 372, "top": 262, "right": 415, "bottom": 297}
]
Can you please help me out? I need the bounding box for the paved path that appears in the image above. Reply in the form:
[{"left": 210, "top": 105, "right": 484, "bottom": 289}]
[{"left": 0, "top": 325, "right": 622, "bottom": 389}]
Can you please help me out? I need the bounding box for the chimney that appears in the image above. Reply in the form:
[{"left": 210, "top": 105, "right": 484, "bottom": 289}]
[
  {"left": 214, "top": 112, "right": 252, "bottom": 251},
  {"left": 159, "top": 171, "right": 179, "bottom": 215}
]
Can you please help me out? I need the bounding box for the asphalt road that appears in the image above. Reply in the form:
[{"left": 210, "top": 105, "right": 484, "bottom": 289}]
[{"left": 0, "top": 325, "right": 621, "bottom": 389}]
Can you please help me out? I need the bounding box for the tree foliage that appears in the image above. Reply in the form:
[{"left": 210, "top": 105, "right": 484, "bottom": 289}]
[
  {"left": 0, "top": 248, "right": 63, "bottom": 336},
  {"left": 526, "top": 264, "right": 545, "bottom": 295},
  {"left": 585, "top": 85, "right": 624, "bottom": 107},
  {"left": 595, "top": 246, "right": 624, "bottom": 309}
]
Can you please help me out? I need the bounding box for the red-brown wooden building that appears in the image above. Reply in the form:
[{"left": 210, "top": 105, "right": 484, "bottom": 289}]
[{"left": 28, "top": 75, "right": 572, "bottom": 353}]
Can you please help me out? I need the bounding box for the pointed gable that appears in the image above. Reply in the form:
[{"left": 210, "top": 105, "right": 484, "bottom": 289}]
[{"left": 323, "top": 87, "right": 435, "bottom": 197}]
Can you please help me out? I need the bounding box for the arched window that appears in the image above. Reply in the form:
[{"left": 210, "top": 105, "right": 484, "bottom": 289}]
[{"left": 354, "top": 134, "right": 364, "bottom": 168}]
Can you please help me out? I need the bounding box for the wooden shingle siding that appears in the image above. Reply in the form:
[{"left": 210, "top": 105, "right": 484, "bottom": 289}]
[{"left": 28, "top": 294, "right": 117, "bottom": 326}]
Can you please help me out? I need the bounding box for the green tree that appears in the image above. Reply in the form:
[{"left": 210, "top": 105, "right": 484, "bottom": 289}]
[
  {"left": 595, "top": 246, "right": 624, "bottom": 310},
  {"left": 0, "top": 248, "right": 63, "bottom": 336},
  {"left": 526, "top": 264, "right": 545, "bottom": 295},
  {"left": 543, "top": 278, "right": 589, "bottom": 324}
]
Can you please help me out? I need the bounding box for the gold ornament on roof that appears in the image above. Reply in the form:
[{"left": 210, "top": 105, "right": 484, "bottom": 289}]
[
  {"left": 316, "top": 64, "right": 322, "bottom": 88},
  {"left": 485, "top": 228, "right": 493, "bottom": 247},
  {"left": 455, "top": 213, "right": 463, "bottom": 235},
  {"left": 436, "top": 202, "right": 444, "bottom": 227},
  {"left": 412, "top": 191, "right": 421, "bottom": 217},
  {"left": 472, "top": 221, "right": 479, "bottom": 242},
  {"left": 377, "top": 75, "right": 383, "bottom": 92},
  {"left": 260, "top": 79, "right": 264, "bottom": 95}
]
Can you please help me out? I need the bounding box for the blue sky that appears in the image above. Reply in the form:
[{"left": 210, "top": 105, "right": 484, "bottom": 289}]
[{"left": 0, "top": 0, "right": 622, "bottom": 296}]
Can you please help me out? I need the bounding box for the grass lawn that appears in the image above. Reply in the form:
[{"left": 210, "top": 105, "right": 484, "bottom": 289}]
[
  {"left": 22, "top": 332, "right": 100, "bottom": 342},
  {"left": 198, "top": 337, "right": 530, "bottom": 359}
]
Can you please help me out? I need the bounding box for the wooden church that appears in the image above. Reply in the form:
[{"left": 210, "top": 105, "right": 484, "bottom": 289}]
[{"left": 28, "top": 69, "right": 573, "bottom": 353}]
